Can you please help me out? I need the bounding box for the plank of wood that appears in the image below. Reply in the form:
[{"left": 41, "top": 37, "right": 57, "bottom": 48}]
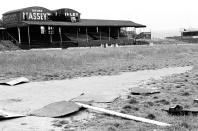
[{"left": 75, "top": 102, "right": 171, "bottom": 127}]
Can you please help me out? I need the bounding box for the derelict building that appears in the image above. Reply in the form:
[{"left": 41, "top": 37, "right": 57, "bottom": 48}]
[{"left": 1, "top": 6, "right": 146, "bottom": 49}]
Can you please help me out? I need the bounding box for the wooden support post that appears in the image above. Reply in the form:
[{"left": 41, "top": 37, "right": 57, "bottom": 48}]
[
  {"left": 99, "top": 27, "right": 101, "bottom": 41},
  {"left": 109, "top": 27, "right": 111, "bottom": 41},
  {"left": 50, "top": 34, "right": 52, "bottom": 43},
  {"left": 17, "top": 27, "right": 21, "bottom": 44},
  {"left": 59, "top": 27, "right": 62, "bottom": 48},
  {"left": 86, "top": 27, "right": 88, "bottom": 43},
  {"left": 1, "top": 30, "right": 4, "bottom": 40},
  {"left": 126, "top": 27, "right": 129, "bottom": 40},
  {"left": 76, "top": 27, "right": 78, "bottom": 42},
  {"left": 134, "top": 28, "right": 136, "bottom": 35},
  {"left": 27, "top": 26, "right": 31, "bottom": 49},
  {"left": 118, "top": 27, "right": 120, "bottom": 39}
]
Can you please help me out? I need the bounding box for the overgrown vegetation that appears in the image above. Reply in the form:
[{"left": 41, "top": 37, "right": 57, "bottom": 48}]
[
  {"left": 0, "top": 45, "right": 197, "bottom": 81},
  {"left": 1, "top": 44, "right": 198, "bottom": 130},
  {"left": 0, "top": 40, "right": 20, "bottom": 51}
]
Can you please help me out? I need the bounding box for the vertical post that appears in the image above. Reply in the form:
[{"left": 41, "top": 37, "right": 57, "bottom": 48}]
[
  {"left": 50, "top": 34, "right": 52, "bottom": 43},
  {"left": 17, "top": 27, "right": 21, "bottom": 44},
  {"left": 76, "top": 27, "right": 78, "bottom": 41},
  {"left": 109, "top": 27, "right": 111, "bottom": 41},
  {"left": 126, "top": 27, "right": 129, "bottom": 40},
  {"left": 117, "top": 27, "right": 120, "bottom": 39},
  {"left": 59, "top": 27, "right": 62, "bottom": 48},
  {"left": 1, "top": 30, "right": 4, "bottom": 40},
  {"left": 99, "top": 27, "right": 101, "bottom": 41},
  {"left": 27, "top": 26, "right": 31, "bottom": 49},
  {"left": 86, "top": 27, "right": 88, "bottom": 43}
]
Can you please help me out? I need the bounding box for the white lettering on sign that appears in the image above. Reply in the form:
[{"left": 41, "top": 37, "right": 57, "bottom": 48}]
[
  {"left": 23, "top": 12, "right": 49, "bottom": 20},
  {"left": 32, "top": 9, "right": 43, "bottom": 12}
]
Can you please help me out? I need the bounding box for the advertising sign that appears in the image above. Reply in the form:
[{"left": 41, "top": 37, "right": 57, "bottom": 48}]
[{"left": 22, "top": 8, "right": 51, "bottom": 21}]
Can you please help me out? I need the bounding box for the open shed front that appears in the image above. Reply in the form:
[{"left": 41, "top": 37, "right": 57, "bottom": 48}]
[{"left": 7, "top": 24, "right": 141, "bottom": 49}]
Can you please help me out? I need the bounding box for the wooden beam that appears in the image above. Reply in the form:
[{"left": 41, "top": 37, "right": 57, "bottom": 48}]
[
  {"left": 75, "top": 102, "right": 171, "bottom": 127},
  {"left": 76, "top": 27, "right": 78, "bottom": 41},
  {"left": 27, "top": 26, "right": 31, "bottom": 49},
  {"left": 17, "top": 27, "right": 21, "bottom": 44},
  {"left": 86, "top": 27, "right": 88, "bottom": 43},
  {"left": 59, "top": 27, "right": 62, "bottom": 48},
  {"left": 99, "top": 27, "right": 101, "bottom": 41},
  {"left": 109, "top": 27, "right": 111, "bottom": 41},
  {"left": 118, "top": 27, "right": 120, "bottom": 39},
  {"left": 50, "top": 34, "right": 52, "bottom": 43}
]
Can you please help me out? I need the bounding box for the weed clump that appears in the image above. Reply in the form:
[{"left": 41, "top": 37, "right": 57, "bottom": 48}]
[
  {"left": 128, "top": 98, "right": 139, "bottom": 104},
  {"left": 146, "top": 113, "right": 156, "bottom": 120}
]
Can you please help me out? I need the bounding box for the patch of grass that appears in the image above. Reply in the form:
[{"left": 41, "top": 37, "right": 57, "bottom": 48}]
[
  {"left": 128, "top": 97, "right": 139, "bottom": 104},
  {"left": 1, "top": 44, "right": 198, "bottom": 130},
  {"left": 146, "top": 113, "right": 156, "bottom": 120},
  {"left": 0, "top": 45, "right": 197, "bottom": 81},
  {"left": 51, "top": 119, "right": 69, "bottom": 127}
]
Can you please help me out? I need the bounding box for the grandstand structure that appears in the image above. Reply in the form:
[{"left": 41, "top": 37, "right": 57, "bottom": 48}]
[{"left": 1, "top": 6, "right": 146, "bottom": 49}]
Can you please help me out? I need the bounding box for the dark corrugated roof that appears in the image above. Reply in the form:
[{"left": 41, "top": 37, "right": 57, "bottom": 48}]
[
  {"left": 22, "top": 19, "right": 146, "bottom": 27},
  {"left": 3, "top": 6, "right": 51, "bottom": 15},
  {"left": 53, "top": 8, "right": 80, "bottom": 14}
]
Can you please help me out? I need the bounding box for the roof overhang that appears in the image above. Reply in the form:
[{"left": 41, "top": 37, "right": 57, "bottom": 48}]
[{"left": 20, "top": 19, "right": 146, "bottom": 28}]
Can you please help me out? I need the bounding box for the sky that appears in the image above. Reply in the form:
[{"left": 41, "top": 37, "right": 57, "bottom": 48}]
[{"left": 0, "top": 0, "right": 198, "bottom": 34}]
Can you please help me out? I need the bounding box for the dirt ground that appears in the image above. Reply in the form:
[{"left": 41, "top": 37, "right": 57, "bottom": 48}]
[
  {"left": 0, "top": 66, "right": 192, "bottom": 131},
  {"left": 1, "top": 44, "right": 198, "bottom": 131}
]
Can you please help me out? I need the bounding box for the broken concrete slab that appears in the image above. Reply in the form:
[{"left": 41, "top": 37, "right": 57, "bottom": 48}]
[
  {"left": 163, "top": 105, "right": 198, "bottom": 116},
  {"left": 0, "top": 77, "right": 29, "bottom": 86},
  {"left": 0, "top": 109, "right": 25, "bottom": 120},
  {"left": 30, "top": 101, "right": 81, "bottom": 118},
  {"left": 130, "top": 87, "right": 160, "bottom": 95},
  {"left": 71, "top": 93, "right": 120, "bottom": 103}
]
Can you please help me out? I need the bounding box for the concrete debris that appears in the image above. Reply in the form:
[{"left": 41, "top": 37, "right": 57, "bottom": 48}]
[
  {"left": 163, "top": 105, "right": 198, "bottom": 116},
  {"left": 0, "top": 109, "right": 25, "bottom": 119},
  {"left": 30, "top": 101, "right": 81, "bottom": 117},
  {"left": 130, "top": 87, "right": 160, "bottom": 95},
  {"left": 71, "top": 93, "right": 120, "bottom": 103},
  {"left": 0, "top": 77, "right": 29, "bottom": 86}
]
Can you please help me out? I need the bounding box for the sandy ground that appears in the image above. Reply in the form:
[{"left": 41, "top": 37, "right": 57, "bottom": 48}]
[{"left": 0, "top": 66, "right": 192, "bottom": 131}]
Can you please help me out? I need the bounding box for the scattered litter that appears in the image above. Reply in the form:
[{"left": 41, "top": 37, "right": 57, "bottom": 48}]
[
  {"left": 30, "top": 101, "right": 81, "bottom": 117},
  {"left": 0, "top": 109, "right": 25, "bottom": 119},
  {"left": 0, "top": 77, "right": 29, "bottom": 86},
  {"left": 71, "top": 93, "right": 120, "bottom": 103},
  {"left": 75, "top": 102, "right": 171, "bottom": 127},
  {"left": 130, "top": 87, "right": 160, "bottom": 95},
  {"left": 163, "top": 105, "right": 198, "bottom": 116},
  {"left": 194, "top": 99, "right": 198, "bottom": 103}
]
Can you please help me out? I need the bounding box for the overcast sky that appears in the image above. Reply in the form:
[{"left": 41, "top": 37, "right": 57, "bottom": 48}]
[{"left": 0, "top": 0, "right": 198, "bottom": 32}]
